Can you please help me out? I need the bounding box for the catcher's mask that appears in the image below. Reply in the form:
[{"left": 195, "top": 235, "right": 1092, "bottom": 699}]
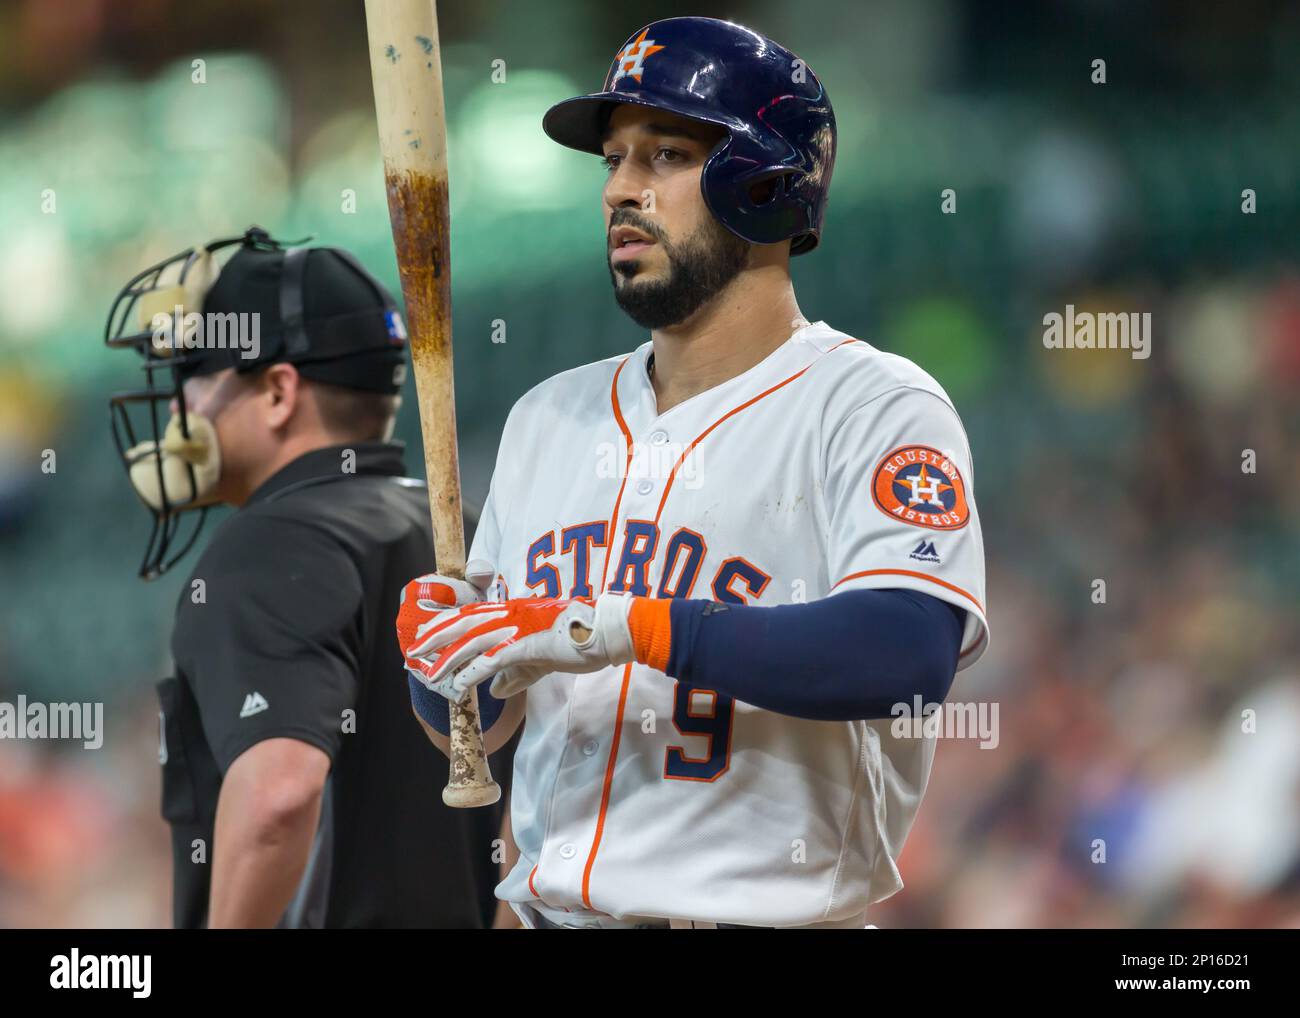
[{"left": 106, "top": 226, "right": 409, "bottom": 579}]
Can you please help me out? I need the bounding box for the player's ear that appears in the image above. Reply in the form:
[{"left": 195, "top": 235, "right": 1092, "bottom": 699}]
[{"left": 259, "top": 363, "right": 301, "bottom": 431}]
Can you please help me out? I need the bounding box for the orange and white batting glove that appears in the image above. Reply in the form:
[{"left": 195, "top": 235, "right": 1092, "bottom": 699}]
[
  {"left": 399, "top": 593, "right": 637, "bottom": 703},
  {"left": 396, "top": 572, "right": 486, "bottom": 677}
]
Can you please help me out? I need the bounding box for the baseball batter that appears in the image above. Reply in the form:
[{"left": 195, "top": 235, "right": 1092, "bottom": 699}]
[{"left": 398, "top": 16, "right": 989, "bottom": 929}]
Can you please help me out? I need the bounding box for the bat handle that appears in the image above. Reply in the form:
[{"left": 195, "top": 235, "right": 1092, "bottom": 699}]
[{"left": 444, "top": 689, "right": 501, "bottom": 807}]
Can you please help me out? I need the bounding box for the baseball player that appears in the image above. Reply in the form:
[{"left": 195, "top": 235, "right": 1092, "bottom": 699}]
[{"left": 399, "top": 17, "right": 989, "bottom": 929}]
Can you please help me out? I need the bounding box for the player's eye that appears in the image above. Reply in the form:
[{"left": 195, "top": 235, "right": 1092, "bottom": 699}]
[
  {"left": 601, "top": 153, "right": 621, "bottom": 172},
  {"left": 654, "top": 147, "right": 683, "bottom": 163}
]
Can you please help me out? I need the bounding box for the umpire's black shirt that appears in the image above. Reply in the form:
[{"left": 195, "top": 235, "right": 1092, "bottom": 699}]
[{"left": 161, "top": 441, "right": 509, "bottom": 928}]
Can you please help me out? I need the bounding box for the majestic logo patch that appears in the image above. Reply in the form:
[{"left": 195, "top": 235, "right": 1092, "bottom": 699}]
[
  {"left": 871, "top": 445, "right": 970, "bottom": 531},
  {"left": 909, "top": 539, "right": 940, "bottom": 563},
  {"left": 240, "top": 691, "right": 269, "bottom": 718},
  {"left": 609, "top": 28, "right": 666, "bottom": 85}
]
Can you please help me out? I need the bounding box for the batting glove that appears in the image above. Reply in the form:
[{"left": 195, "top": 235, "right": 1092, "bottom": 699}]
[
  {"left": 397, "top": 572, "right": 487, "bottom": 680},
  {"left": 400, "top": 593, "right": 636, "bottom": 703}
]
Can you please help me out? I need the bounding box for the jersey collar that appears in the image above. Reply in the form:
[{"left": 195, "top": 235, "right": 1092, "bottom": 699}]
[
  {"left": 244, "top": 441, "right": 408, "bottom": 506},
  {"left": 623, "top": 319, "right": 839, "bottom": 420}
]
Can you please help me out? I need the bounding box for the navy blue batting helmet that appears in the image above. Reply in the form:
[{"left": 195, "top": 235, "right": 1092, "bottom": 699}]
[{"left": 543, "top": 17, "right": 836, "bottom": 256}]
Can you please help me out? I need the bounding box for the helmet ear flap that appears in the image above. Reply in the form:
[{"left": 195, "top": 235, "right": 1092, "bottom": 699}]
[
  {"left": 746, "top": 169, "right": 797, "bottom": 209},
  {"left": 704, "top": 153, "right": 812, "bottom": 248}
]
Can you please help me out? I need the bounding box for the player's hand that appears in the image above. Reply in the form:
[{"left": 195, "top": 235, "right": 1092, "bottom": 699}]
[
  {"left": 396, "top": 572, "right": 488, "bottom": 687},
  {"left": 400, "top": 593, "right": 636, "bottom": 703}
]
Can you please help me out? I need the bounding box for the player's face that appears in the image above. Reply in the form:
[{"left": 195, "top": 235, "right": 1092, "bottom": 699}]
[{"left": 601, "top": 105, "right": 750, "bottom": 329}]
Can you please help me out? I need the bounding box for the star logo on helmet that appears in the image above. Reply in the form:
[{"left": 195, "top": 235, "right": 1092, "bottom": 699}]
[{"left": 610, "top": 29, "right": 666, "bottom": 84}]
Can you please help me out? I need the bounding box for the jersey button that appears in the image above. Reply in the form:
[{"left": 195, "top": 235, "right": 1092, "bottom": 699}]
[
  {"left": 582, "top": 739, "right": 599, "bottom": 756},
  {"left": 559, "top": 843, "right": 577, "bottom": 859},
  {"left": 636, "top": 479, "right": 654, "bottom": 496},
  {"left": 649, "top": 429, "right": 669, "bottom": 445}
]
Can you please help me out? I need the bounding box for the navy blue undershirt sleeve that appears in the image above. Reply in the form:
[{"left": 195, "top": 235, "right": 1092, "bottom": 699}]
[
  {"left": 663, "top": 588, "right": 964, "bottom": 721},
  {"left": 409, "top": 674, "right": 506, "bottom": 736}
]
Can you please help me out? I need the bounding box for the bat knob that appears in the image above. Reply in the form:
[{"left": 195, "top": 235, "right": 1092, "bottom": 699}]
[{"left": 443, "top": 780, "right": 502, "bottom": 808}]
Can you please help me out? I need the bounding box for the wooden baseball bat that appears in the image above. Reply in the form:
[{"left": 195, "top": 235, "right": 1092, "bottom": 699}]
[{"left": 365, "top": 0, "right": 500, "bottom": 808}]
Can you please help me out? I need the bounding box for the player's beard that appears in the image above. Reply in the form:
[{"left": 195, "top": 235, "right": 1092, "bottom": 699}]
[{"left": 608, "top": 211, "right": 750, "bottom": 330}]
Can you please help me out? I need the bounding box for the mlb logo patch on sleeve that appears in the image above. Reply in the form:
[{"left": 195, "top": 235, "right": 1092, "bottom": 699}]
[{"left": 871, "top": 445, "right": 970, "bottom": 531}]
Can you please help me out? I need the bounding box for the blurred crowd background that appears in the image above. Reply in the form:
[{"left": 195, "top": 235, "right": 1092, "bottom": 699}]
[{"left": 0, "top": 0, "right": 1297, "bottom": 927}]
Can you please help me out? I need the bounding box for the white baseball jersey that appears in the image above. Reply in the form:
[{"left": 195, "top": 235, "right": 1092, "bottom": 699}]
[{"left": 468, "top": 320, "right": 989, "bottom": 927}]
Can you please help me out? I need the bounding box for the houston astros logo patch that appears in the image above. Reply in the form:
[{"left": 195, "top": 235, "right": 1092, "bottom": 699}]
[{"left": 871, "top": 445, "right": 970, "bottom": 531}]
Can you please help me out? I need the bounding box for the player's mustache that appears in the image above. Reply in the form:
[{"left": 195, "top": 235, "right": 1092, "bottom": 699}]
[{"left": 608, "top": 212, "right": 665, "bottom": 246}]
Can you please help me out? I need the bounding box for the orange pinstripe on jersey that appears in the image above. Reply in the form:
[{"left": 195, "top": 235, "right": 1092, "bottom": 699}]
[
  {"left": 596, "top": 357, "right": 636, "bottom": 595},
  {"left": 651, "top": 338, "right": 859, "bottom": 524},
  {"left": 578, "top": 338, "right": 860, "bottom": 910},
  {"left": 831, "top": 567, "right": 984, "bottom": 614},
  {"left": 531, "top": 356, "right": 635, "bottom": 903},
  {"left": 581, "top": 663, "right": 633, "bottom": 908},
  {"left": 831, "top": 568, "right": 987, "bottom": 661}
]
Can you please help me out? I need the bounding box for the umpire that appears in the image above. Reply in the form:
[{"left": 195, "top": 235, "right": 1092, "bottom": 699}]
[{"left": 105, "top": 227, "right": 513, "bottom": 927}]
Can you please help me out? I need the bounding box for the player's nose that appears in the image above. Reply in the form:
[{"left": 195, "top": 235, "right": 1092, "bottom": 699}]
[{"left": 603, "top": 165, "right": 652, "bottom": 218}]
